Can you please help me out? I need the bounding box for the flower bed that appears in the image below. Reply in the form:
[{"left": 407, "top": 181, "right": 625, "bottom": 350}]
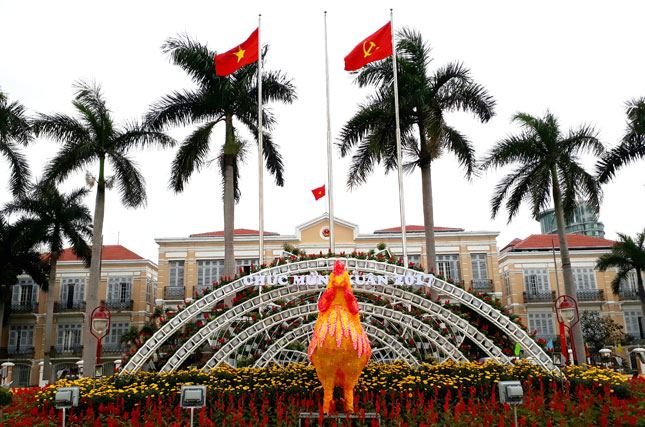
[{"left": 4, "top": 361, "right": 643, "bottom": 426}]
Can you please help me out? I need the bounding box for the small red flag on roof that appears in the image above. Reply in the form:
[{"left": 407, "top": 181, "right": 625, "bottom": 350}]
[
  {"left": 215, "top": 28, "right": 259, "bottom": 76},
  {"left": 344, "top": 22, "right": 393, "bottom": 71},
  {"left": 312, "top": 184, "right": 325, "bottom": 201}
]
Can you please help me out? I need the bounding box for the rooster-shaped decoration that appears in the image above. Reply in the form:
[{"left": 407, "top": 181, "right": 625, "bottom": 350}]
[{"left": 309, "top": 260, "right": 371, "bottom": 413}]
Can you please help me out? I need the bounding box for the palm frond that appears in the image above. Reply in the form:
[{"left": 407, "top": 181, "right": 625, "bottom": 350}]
[
  {"left": 43, "top": 140, "right": 98, "bottom": 184},
  {"left": 169, "top": 121, "right": 217, "bottom": 192},
  {"left": 113, "top": 121, "right": 176, "bottom": 151},
  {"left": 440, "top": 125, "right": 476, "bottom": 178},
  {"left": 146, "top": 89, "right": 221, "bottom": 130},
  {"left": 109, "top": 151, "right": 147, "bottom": 208},
  {"left": 0, "top": 141, "right": 31, "bottom": 196},
  {"left": 162, "top": 34, "right": 219, "bottom": 89},
  {"left": 597, "top": 138, "right": 645, "bottom": 182}
]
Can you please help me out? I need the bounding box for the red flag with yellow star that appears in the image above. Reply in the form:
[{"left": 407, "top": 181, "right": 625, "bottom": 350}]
[
  {"left": 312, "top": 185, "right": 325, "bottom": 201},
  {"left": 344, "top": 22, "right": 392, "bottom": 71},
  {"left": 215, "top": 28, "right": 259, "bottom": 76}
]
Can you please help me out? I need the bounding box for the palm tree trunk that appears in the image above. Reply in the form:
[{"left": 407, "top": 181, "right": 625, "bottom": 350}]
[
  {"left": 0, "top": 300, "right": 4, "bottom": 350},
  {"left": 223, "top": 116, "right": 235, "bottom": 280},
  {"left": 421, "top": 163, "right": 437, "bottom": 274},
  {"left": 551, "top": 166, "right": 586, "bottom": 364},
  {"left": 83, "top": 157, "right": 106, "bottom": 376},
  {"left": 42, "top": 252, "right": 58, "bottom": 384},
  {"left": 637, "top": 268, "right": 645, "bottom": 339}
]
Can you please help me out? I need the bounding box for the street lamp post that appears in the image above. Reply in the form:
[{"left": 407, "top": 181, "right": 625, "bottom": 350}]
[
  {"left": 555, "top": 295, "right": 580, "bottom": 365},
  {"left": 90, "top": 306, "right": 111, "bottom": 376}
]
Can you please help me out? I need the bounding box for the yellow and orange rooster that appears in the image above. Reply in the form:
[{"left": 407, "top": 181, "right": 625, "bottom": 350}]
[{"left": 308, "top": 260, "right": 371, "bottom": 413}]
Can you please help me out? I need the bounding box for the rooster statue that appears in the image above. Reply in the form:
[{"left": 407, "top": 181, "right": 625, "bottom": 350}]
[{"left": 308, "top": 260, "right": 371, "bottom": 413}]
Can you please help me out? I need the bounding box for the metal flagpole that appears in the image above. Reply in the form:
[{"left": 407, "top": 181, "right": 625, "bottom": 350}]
[
  {"left": 258, "top": 14, "right": 265, "bottom": 267},
  {"left": 324, "top": 11, "right": 335, "bottom": 254},
  {"left": 390, "top": 9, "right": 408, "bottom": 267}
]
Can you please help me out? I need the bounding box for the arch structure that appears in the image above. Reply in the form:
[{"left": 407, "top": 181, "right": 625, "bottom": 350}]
[{"left": 122, "top": 258, "right": 558, "bottom": 375}]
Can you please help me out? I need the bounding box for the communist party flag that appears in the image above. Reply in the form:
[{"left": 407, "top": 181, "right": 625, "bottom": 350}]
[
  {"left": 312, "top": 185, "right": 326, "bottom": 201},
  {"left": 344, "top": 22, "right": 392, "bottom": 71},
  {"left": 215, "top": 28, "right": 259, "bottom": 76}
]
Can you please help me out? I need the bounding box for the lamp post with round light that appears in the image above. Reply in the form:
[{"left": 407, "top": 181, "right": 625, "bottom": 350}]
[
  {"left": 90, "top": 306, "right": 111, "bottom": 376},
  {"left": 555, "top": 295, "right": 580, "bottom": 365}
]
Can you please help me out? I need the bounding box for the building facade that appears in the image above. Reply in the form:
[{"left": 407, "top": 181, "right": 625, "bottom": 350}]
[
  {"left": 2, "top": 245, "right": 157, "bottom": 386},
  {"left": 537, "top": 203, "right": 605, "bottom": 238},
  {"left": 498, "top": 234, "right": 643, "bottom": 359},
  {"left": 155, "top": 214, "right": 502, "bottom": 304}
]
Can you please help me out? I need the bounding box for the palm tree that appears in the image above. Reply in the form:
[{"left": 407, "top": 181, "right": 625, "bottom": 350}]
[
  {"left": 4, "top": 182, "right": 92, "bottom": 383},
  {"left": 338, "top": 28, "right": 495, "bottom": 272},
  {"left": 147, "top": 35, "right": 296, "bottom": 277},
  {"left": 34, "top": 81, "right": 175, "bottom": 376},
  {"left": 0, "top": 88, "right": 32, "bottom": 196},
  {"left": 596, "top": 229, "right": 645, "bottom": 340},
  {"left": 0, "top": 214, "right": 48, "bottom": 339},
  {"left": 481, "top": 111, "right": 604, "bottom": 363},
  {"left": 120, "top": 325, "right": 141, "bottom": 351},
  {"left": 597, "top": 98, "right": 645, "bottom": 182}
]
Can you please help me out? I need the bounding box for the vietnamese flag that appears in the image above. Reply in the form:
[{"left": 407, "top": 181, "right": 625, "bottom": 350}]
[
  {"left": 312, "top": 185, "right": 325, "bottom": 201},
  {"left": 344, "top": 22, "right": 393, "bottom": 71},
  {"left": 215, "top": 28, "right": 259, "bottom": 76}
]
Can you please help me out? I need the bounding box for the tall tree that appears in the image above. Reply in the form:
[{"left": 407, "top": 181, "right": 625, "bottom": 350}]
[
  {"left": 596, "top": 229, "right": 645, "bottom": 341},
  {"left": 597, "top": 98, "right": 645, "bottom": 182},
  {"left": 0, "top": 214, "right": 48, "bottom": 343},
  {"left": 4, "top": 182, "right": 92, "bottom": 383},
  {"left": 0, "top": 88, "right": 32, "bottom": 196},
  {"left": 481, "top": 111, "right": 604, "bottom": 364},
  {"left": 34, "top": 81, "right": 175, "bottom": 376},
  {"left": 147, "top": 35, "right": 296, "bottom": 278},
  {"left": 338, "top": 28, "right": 495, "bottom": 272}
]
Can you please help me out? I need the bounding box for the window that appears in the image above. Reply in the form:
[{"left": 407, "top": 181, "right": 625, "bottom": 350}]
[
  {"left": 13, "top": 365, "right": 31, "bottom": 387},
  {"left": 11, "top": 279, "right": 37, "bottom": 309},
  {"left": 146, "top": 279, "right": 157, "bottom": 304},
  {"left": 56, "top": 324, "right": 82, "bottom": 352},
  {"left": 504, "top": 272, "right": 511, "bottom": 296},
  {"left": 8, "top": 326, "right": 34, "bottom": 354},
  {"left": 104, "top": 322, "right": 131, "bottom": 350},
  {"left": 437, "top": 255, "right": 460, "bottom": 282},
  {"left": 405, "top": 255, "right": 421, "bottom": 266},
  {"left": 197, "top": 260, "right": 224, "bottom": 293},
  {"left": 523, "top": 269, "right": 550, "bottom": 293},
  {"left": 169, "top": 261, "right": 185, "bottom": 288},
  {"left": 60, "top": 278, "right": 86, "bottom": 307},
  {"left": 625, "top": 311, "right": 643, "bottom": 339},
  {"left": 107, "top": 277, "right": 132, "bottom": 302},
  {"left": 573, "top": 267, "right": 597, "bottom": 290},
  {"left": 236, "top": 258, "right": 259, "bottom": 275},
  {"left": 528, "top": 313, "right": 556, "bottom": 340},
  {"left": 471, "top": 254, "right": 488, "bottom": 280}
]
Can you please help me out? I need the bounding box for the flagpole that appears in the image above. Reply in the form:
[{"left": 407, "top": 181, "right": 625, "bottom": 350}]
[
  {"left": 324, "top": 11, "right": 335, "bottom": 255},
  {"left": 258, "top": 14, "right": 265, "bottom": 267},
  {"left": 390, "top": 9, "right": 408, "bottom": 267}
]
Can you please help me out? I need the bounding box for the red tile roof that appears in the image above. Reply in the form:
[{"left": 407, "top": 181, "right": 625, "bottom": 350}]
[
  {"left": 374, "top": 225, "right": 464, "bottom": 233},
  {"left": 53, "top": 245, "right": 144, "bottom": 261},
  {"left": 190, "top": 228, "right": 279, "bottom": 237},
  {"left": 505, "top": 234, "right": 614, "bottom": 251}
]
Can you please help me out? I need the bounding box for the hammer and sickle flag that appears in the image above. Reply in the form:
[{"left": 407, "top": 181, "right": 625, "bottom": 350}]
[
  {"left": 215, "top": 28, "right": 259, "bottom": 76},
  {"left": 344, "top": 22, "right": 392, "bottom": 71}
]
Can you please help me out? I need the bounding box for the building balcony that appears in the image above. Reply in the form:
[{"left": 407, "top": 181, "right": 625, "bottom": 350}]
[
  {"left": 523, "top": 291, "right": 556, "bottom": 303},
  {"left": 101, "top": 299, "right": 134, "bottom": 311},
  {"left": 54, "top": 301, "right": 86, "bottom": 312},
  {"left": 0, "top": 346, "right": 35, "bottom": 358},
  {"left": 53, "top": 345, "right": 83, "bottom": 357},
  {"left": 102, "top": 344, "right": 127, "bottom": 354},
  {"left": 471, "top": 279, "right": 494, "bottom": 293},
  {"left": 10, "top": 302, "right": 38, "bottom": 313},
  {"left": 576, "top": 289, "right": 604, "bottom": 302},
  {"left": 619, "top": 289, "right": 639, "bottom": 301},
  {"left": 164, "top": 286, "right": 185, "bottom": 300}
]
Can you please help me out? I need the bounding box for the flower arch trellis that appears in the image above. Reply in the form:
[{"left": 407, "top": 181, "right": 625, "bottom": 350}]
[{"left": 122, "top": 258, "right": 558, "bottom": 374}]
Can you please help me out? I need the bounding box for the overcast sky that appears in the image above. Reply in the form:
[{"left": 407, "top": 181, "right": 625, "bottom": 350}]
[{"left": 1, "top": 0, "right": 644, "bottom": 262}]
